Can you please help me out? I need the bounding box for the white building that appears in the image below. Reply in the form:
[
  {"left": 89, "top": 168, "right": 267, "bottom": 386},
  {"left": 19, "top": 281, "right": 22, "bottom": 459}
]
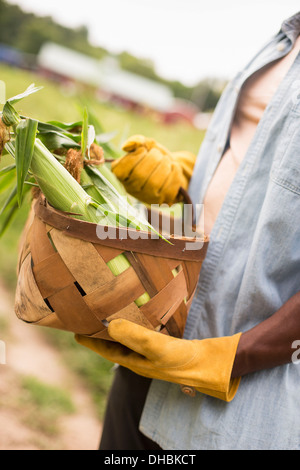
[{"left": 37, "top": 43, "right": 175, "bottom": 113}]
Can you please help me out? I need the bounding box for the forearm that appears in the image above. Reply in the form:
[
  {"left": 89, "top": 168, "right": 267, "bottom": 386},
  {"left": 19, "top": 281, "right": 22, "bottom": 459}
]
[{"left": 231, "top": 291, "right": 300, "bottom": 378}]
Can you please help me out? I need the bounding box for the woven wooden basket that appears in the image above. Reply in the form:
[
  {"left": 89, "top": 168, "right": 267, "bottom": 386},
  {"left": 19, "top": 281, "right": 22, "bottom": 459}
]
[{"left": 15, "top": 196, "right": 208, "bottom": 341}]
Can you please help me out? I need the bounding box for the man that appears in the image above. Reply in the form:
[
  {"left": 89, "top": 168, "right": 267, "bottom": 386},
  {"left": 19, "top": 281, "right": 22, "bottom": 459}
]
[{"left": 76, "top": 11, "right": 300, "bottom": 450}]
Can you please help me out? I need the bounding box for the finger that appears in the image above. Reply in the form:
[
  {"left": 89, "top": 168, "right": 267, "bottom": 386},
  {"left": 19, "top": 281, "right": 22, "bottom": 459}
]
[
  {"left": 124, "top": 365, "right": 160, "bottom": 380},
  {"left": 122, "top": 135, "right": 150, "bottom": 152},
  {"left": 75, "top": 334, "right": 151, "bottom": 370},
  {"left": 75, "top": 334, "right": 126, "bottom": 357},
  {"left": 143, "top": 164, "right": 182, "bottom": 204},
  {"left": 108, "top": 319, "right": 171, "bottom": 361}
]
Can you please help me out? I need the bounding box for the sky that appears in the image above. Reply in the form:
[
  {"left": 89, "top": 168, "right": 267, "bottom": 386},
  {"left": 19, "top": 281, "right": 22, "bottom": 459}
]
[{"left": 6, "top": 0, "right": 300, "bottom": 86}]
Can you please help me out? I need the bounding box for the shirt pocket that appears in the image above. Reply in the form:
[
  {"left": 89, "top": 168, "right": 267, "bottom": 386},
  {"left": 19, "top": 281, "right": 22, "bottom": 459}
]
[{"left": 271, "top": 112, "right": 300, "bottom": 195}]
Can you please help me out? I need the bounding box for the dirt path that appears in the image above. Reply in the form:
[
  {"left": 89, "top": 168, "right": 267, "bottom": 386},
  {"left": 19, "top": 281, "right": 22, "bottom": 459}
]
[{"left": 0, "top": 281, "right": 103, "bottom": 450}]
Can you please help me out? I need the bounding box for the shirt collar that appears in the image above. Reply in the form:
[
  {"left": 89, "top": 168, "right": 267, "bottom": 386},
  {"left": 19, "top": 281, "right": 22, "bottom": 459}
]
[{"left": 281, "top": 11, "right": 300, "bottom": 42}]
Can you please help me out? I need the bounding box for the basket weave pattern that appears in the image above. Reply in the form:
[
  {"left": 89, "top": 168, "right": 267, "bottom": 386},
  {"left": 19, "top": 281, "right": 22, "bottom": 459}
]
[{"left": 15, "top": 198, "right": 208, "bottom": 341}]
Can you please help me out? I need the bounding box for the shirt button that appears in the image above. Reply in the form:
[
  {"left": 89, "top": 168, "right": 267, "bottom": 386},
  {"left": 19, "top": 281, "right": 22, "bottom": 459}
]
[
  {"left": 181, "top": 385, "right": 196, "bottom": 397},
  {"left": 277, "top": 43, "right": 285, "bottom": 52},
  {"left": 217, "top": 144, "right": 224, "bottom": 152}
]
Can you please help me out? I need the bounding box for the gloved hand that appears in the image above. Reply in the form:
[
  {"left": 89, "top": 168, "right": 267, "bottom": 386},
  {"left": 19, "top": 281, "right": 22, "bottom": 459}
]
[
  {"left": 111, "top": 135, "right": 196, "bottom": 205},
  {"left": 75, "top": 319, "right": 242, "bottom": 402}
]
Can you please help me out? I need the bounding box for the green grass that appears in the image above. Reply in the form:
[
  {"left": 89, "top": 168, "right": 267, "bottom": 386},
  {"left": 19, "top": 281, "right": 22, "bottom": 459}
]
[
  {"left": 43, "top": 329, "right": 114, "bottom": 420},
  {"left": 20, "top": 376, "right": 76, "bottom": 436}
]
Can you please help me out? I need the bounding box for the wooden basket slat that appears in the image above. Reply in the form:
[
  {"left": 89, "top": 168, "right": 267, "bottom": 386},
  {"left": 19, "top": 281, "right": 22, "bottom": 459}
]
[
  {"left": 50, "top": 228, "right": 115, "bottom": 293},
  {"left": 139, "top": 269, "right": 188, "bottom": 324},
  {"left": 15, "top": 254, "right": 52, "bottom": 323},
  {"left": 166, "top": 258, "right": 182, "bottom": 271},
  {"left": 31, "top": 312, "right": 70, "bottom": 331},
  {"left": 30, "top": 216, "right": 56, "bottom": 264},
  {"left": 84, "top": 267, "right": 146, "bottom": 318},
  {"left": 18, "top": 223, "right": 33, "bottom": 275},
  {"left": 163, "top": 303, "right": 187, "bottom": 338},
  {"left": 47, "top": 284, "right": 105, "bottom": 334},
  {"left": 33, "top": 252, "right": 76, "bottom": 298},
  {"left": 134, "top": 252, "right": 175, "bottom": 292},
  {"left": 182, "top": 260, "right": 204, "bottom": 302},
  {"left": 93, "top": 244, "right": 124, "bottom": 263},
  {"left": 159, "top": 298, "right": 187, "bottom": 327},
  {"left": 124, "top": 251, "right": 159, "bottom": 298},
  {"left": 106, "top": 302, "right": 156, "bottom": 330}
]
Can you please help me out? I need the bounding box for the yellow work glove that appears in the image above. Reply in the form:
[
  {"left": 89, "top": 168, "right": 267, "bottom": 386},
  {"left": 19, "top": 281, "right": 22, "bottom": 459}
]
[
  {"left": 75, "top": 319, "right": 242, "bottom": 402},
  {"left": 111, "top": 135, "right": 196, "bottom": 205}
]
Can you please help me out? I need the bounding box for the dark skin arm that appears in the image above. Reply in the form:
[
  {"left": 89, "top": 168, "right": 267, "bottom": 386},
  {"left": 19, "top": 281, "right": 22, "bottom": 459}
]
[{"left": 231, "top": 291, "right": 300, "bottom": 378}]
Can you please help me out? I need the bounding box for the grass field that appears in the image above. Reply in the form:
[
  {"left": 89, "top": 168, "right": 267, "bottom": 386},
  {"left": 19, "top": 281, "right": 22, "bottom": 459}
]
[{"left": 0, "top": 63, "right": 205, "bottom": 420}]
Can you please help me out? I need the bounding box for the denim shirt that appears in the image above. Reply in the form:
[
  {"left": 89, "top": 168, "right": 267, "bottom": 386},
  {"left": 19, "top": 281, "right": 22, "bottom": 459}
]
[{"left": 140, "top": 12, "right": 300, "bottom": 450}]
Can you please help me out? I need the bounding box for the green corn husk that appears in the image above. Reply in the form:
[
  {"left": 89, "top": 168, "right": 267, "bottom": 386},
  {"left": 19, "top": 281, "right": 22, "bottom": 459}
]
[
  {"left": 31, "top": 140, "right": 100, "bottom": 223},
  {"left": 6, "top": 137, "right": 101, "bottom": 223},
  {"left": 1, "top": 85, "right": 161, "bottom": 308}
]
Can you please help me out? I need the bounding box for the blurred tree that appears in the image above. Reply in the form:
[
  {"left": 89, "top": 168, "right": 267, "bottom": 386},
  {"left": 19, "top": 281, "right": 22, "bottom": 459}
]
[
  {"left": 118, "top": 51, "right": 159, "bottom": 81},
  {"left": 0, "top": 0, "right": 26, "bottom": 45},
  {"left": 167, "top": 80, "right": 194, "bottom": 102},
  {"left": 0, "top": 0, "right": 107, "bottom": 59},
  {"left": 16, "top": 19, "right": 56, "bottom": 55},
  {"left": 191, "top": 79, "right": 225, "bottom": 112}
]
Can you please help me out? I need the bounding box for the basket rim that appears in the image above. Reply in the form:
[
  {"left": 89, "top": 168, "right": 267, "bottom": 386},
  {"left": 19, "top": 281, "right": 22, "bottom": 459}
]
[{"left": 34, "top": 196, "right": 209, "bottom": 262}]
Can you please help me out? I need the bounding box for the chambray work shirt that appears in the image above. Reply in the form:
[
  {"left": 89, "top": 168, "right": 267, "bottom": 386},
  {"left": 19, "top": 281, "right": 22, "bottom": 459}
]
[{"left": 140, "top": 12, "right": 300, "bottom": 450}]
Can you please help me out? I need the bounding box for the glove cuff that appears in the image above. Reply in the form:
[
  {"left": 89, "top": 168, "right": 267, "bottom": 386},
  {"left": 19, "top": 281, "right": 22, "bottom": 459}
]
[
  {"left": 194, "top": 332, "right": 243, "bottom": 402},
  {"left": 195, "top": 376, "right": 242, "bottom": 402}
]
